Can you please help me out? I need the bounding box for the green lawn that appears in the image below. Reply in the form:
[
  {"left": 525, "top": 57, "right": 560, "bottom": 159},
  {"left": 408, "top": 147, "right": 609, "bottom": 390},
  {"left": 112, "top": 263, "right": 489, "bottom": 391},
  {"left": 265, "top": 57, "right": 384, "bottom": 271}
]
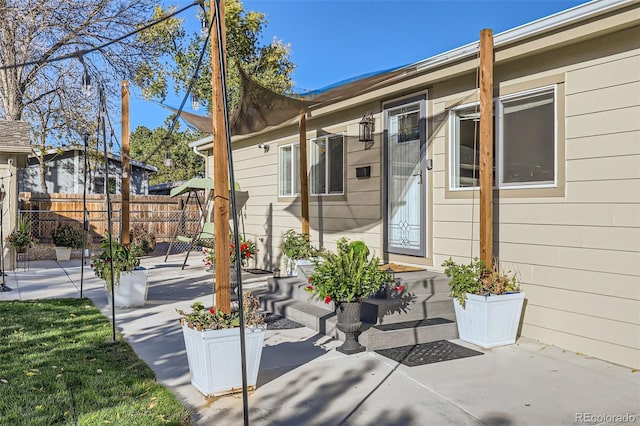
[{"left": 0, "top": 299, "right": 191, "bottom": 425}]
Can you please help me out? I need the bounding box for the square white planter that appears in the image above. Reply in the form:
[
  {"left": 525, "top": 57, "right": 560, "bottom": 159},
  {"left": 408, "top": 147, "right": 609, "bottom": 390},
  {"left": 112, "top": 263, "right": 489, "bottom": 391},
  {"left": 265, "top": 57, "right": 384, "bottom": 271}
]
[
  {"left": 181, "top": 324, "right": 266, "bottom": 397},
  {"left": 453, "top": 292, "right": 525, "bottom": 348},
  {"left": 55, "top": 247, "right": 72, "bottom": 261},
  {"left": 108, "top": 268, "right": 149, "bottom": 308},
  {"left": 286, "top": 258, "right": 315, "bottom": 277}
]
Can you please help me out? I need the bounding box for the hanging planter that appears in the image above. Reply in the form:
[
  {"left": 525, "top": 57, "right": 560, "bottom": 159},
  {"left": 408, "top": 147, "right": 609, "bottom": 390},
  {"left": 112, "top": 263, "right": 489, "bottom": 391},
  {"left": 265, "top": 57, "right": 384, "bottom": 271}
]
[{"left": 110, "top": 268, "right": 149, "bottom": 308}]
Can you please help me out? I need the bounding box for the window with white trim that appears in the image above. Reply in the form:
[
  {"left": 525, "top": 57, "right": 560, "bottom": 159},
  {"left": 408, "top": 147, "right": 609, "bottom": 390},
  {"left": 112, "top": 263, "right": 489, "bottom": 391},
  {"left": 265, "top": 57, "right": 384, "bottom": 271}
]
[
  {"left": 278, "top": 143, "right": 300, "bottom": 197},
  {"left": 449, "top": 86, "right": 556, "bottom": 190},
  {"left": 310, "top": 134, "right": 344, "bottom": 195}
]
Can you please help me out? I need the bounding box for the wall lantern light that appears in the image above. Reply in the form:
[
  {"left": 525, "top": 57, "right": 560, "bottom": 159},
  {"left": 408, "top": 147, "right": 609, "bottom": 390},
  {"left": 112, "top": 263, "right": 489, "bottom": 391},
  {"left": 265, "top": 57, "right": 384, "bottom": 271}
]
[
  {"left": 191, "top": 94, "right": 200, "bottom": 111},
  {"left": 81, "top": 70, "right": 92, "bottom": 97},
  {"left": 164, "top": 149, "right": 174, "bottom": 168},
  {"left": 359, "top": 112, "right": 375, "bottom": 142}
]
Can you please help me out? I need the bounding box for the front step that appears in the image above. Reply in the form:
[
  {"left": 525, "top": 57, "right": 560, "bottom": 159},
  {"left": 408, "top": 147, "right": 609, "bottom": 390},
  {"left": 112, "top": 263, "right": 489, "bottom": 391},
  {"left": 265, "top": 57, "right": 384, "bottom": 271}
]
[{"left": 255, "top": 272, "right": 459, "bottom": 351}]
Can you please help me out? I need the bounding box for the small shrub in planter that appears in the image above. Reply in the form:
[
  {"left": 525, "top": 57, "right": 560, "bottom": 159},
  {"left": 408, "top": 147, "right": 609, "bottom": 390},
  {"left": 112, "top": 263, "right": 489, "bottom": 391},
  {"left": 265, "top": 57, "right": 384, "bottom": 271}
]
[
  {"left": 51, "top": 224, "right": 83, "bottom": 249},
  {"left": 91, "top": 233, "right": 144, "bottom": 292},
  {"left": 442, "top": 257, "right": 519, "bottom": 306},
  {"left": 6, "top": 218, "right": 37, "bottom": 252},
  {"left": 131, "top": 224, "right": 156, "bottom": 255}
]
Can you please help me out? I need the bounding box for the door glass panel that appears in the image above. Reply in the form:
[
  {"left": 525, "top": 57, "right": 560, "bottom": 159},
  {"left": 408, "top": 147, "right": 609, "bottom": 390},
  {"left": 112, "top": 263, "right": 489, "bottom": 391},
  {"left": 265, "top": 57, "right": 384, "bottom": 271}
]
[{"left": 387, "top": 104, "right": 422, "bottom": 253}]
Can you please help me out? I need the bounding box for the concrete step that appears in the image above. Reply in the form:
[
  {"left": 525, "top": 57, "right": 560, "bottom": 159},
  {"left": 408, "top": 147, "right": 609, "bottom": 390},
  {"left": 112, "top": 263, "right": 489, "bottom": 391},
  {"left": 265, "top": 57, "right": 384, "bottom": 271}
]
[
  {"left": 359, "top": 318, "right": 459, "bottom": 351},
  {"left": 388, "top": 271, "right": 452, "bottom": 296},
  {"left": 254, "top": 286, "right": 459, "bottom": 352},
  {"left": 361, "top": 293, "right": 456, "bottom": 325}
]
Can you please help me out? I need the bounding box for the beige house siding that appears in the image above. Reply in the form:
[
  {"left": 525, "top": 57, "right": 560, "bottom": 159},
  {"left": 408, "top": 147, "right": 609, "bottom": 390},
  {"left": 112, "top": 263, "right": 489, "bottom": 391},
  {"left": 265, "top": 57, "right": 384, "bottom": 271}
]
[
  {"left": 218, "top": 4, "right": 640, "bottom": 367},
  {"left": 431, "top": 30, "right": 640, "bottom": 367},
  {"left": 229, "top": 114, "right": 385, "bottom": 273}
]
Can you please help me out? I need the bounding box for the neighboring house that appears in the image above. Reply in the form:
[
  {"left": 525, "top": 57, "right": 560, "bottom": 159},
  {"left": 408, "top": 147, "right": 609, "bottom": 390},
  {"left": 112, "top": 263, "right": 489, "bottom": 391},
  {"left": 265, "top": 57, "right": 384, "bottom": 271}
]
[
  {"left": 193, "top": 0, "right": 640, "bottom": 368},
  {"left": 0, "top": 120, "right": 32, "bottom": 270},
  {"left": 19, "top": 147, "right": 157, "bottom": 195}
]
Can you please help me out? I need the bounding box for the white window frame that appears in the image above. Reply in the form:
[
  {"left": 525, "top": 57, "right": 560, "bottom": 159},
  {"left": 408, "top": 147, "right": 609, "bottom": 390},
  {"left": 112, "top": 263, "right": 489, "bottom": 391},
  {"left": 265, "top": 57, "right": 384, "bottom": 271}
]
[
  {"left": 278, "top": 143, "right": 300, "bottom": 197},
  {"left": 449, "top": 85, "right": 557, "bottom": 191},
  {"left": 309, "top": 133, "right": 345, "bottom": 196}
]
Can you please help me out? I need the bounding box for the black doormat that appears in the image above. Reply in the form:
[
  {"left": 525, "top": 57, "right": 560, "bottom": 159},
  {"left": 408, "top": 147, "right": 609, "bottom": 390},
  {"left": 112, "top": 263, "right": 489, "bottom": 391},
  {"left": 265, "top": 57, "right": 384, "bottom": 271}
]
[
  {"left": 376, "top": 340, "right": 483, "bottom": 367},
  {"left": 264, "top": 313, "right": 305, "bottom": 330}
]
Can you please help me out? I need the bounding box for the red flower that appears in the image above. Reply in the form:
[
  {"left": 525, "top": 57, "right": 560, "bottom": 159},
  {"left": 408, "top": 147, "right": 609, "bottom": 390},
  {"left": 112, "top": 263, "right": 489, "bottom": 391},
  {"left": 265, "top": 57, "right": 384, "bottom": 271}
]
[
  {"left": 324, "top": 295, "right": 332, "bottom": 304},
  {"left": 395, "top": 285, "right": 404, "bottom": 293},
  {"left": 306, "top": 285, "right": 313, "bottom": 290},
  {"left": 308, "top": 277, "right": 313, "bottom": 283},
  {"left": 240, "top": 243, "right": 248, "bottom": 252},
  {"left": 209, "top": 307, "right": 215, "bottom": 314}
]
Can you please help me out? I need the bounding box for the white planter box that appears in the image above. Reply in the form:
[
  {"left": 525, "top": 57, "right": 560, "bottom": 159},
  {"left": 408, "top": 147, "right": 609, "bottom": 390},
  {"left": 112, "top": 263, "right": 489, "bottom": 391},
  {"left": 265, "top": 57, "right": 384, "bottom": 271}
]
[
  {"left": 453, "top": 292, "right": 525, "bottom": 348},
  {"left": 181, "top": 324, "right": 266, "bottom": 397},
  {"left": 286, "top": 258, "right": 315, "bottom": 277},
  {"left": 108, "top": 268, "right": 149, "bottom": 308},
  {"left": 55, "top": 247, "right": 72, "bottom": 261}
]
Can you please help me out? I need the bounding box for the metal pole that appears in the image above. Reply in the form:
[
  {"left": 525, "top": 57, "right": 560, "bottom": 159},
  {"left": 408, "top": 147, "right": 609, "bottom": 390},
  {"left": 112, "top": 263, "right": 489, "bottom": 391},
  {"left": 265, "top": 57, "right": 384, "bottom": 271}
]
[
  {"left": 100, "top": 86, "right": 117, "bottom": 343},
  {"left": 213, "top": 1, "right": 249, "bottom": 424},
  {"left": 80, "top": 133, "right": 89, "bottom": 297},
  {"left": 0, "top": 184, "right": 10, "bottom": 292}
]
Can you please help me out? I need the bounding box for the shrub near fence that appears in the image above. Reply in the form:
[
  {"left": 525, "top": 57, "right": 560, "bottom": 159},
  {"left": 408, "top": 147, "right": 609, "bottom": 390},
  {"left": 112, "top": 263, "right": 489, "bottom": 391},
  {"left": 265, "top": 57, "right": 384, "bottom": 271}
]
[{"left": 19, "top": 193, "right": 202, "bottom": 245}]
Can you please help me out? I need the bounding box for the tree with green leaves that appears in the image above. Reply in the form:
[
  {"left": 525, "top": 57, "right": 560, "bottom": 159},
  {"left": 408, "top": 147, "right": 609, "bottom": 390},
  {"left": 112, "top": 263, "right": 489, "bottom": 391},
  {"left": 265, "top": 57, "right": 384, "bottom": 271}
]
[
  {"left": 130, "top": 122, "right": 205, "bottom": 186},
  {"left": 136, "top": 0, "right": 295, "bottom": 113}
]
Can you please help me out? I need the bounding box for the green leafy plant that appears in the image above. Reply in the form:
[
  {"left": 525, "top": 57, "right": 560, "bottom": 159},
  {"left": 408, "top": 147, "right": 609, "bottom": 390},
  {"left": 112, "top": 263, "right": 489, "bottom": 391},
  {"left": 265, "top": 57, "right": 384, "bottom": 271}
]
[
  {"left": 305, "top": 238, "right": 391, "bottom": 304},
  {"left": 177, "top": 292, "right": 265, "bottom": 331},
  {"left": 6, "top": 218, "right": 37, "bottom": 252},
  {"left": 281, "top": 229, "right": 315, "bottom": 260},
  {"left": 51, "top": 223, "right": 83, "bottom": 248},
  {"left": 91, "top": 233, "right": 143, "bottom": 291},
  {"left": 442, "top": 257, "right": 519, "bottom": 306}
]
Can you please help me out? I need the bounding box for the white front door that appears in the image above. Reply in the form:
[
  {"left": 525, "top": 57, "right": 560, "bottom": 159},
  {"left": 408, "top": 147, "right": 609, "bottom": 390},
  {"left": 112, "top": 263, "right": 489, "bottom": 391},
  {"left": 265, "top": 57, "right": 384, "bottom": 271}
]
[{"left": 384, "top": 95, "right": 427, "bottom": 257}]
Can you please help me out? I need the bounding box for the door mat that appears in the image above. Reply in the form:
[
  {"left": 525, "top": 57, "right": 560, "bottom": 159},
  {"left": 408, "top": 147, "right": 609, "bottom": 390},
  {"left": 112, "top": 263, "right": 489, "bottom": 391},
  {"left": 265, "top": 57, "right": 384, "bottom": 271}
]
[
  {"left": 380, "top": 263, "right": 426, "bottom": 273},
  {"left": 373, "top": 317, "right": 453, "bottom": 332},
  {"left": 244, "top": 268, "right": 273, "bottom": 275},
  {"left": 264, "top": 313, "right": 304, "bottom": 330},
  {"left": 376, "top": 340, "right": 483, "bottom": 367}
]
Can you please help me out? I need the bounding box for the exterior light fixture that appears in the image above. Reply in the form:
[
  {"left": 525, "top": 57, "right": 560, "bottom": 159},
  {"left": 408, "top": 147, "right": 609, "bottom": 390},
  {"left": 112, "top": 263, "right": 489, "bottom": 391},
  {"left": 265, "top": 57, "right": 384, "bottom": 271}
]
[
  {"left": 359, "top": 112, "right": 375, "bottom": 142},
  {"left": 164, "top": 149, "right": 174, "bottom": 168},
  {"left": 191, "top": 94, "right": 200, "bottom": 111},
  {"left": 82, "top": 70, "right": 92, "bottom": 97}
]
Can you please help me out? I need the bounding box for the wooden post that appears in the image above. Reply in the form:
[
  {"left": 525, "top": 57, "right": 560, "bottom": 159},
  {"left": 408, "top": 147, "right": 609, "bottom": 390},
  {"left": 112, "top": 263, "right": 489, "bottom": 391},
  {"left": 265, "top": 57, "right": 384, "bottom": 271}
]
[
  {"left": 121, "top": 81, "right": 130, "bottom": 246},
  {"left": 299, "top": 110, "right": 309, "bottom": 236},
  {"left": 211, "top": 0, "right": 231, "bottom": 314},
  {"left": 479, "top": 29, "right": 493, "bottom": 269}
]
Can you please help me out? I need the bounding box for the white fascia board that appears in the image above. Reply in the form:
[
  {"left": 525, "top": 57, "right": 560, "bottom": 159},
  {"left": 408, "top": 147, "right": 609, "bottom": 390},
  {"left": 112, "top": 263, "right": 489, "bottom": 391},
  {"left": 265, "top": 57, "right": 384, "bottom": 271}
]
[
  {"left": 189, "top": 136, "right": 213, "bottom": 149},
  {"left": 414, "top": 0, "right": 634, "bottom": 72}
]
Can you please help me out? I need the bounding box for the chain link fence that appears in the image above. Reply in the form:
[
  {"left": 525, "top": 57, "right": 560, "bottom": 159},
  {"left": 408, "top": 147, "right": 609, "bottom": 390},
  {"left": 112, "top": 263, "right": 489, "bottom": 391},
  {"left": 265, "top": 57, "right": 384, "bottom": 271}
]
[{"left": 18, "top": 207, "right": 201, "bottom": 259}]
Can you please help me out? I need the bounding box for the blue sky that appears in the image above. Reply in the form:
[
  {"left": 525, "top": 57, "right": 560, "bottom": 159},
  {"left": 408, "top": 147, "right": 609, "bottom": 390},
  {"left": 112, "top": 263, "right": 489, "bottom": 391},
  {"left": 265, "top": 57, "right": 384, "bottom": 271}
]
[{"left": 129, "top": 0, "right": 591, "bottom": 132}]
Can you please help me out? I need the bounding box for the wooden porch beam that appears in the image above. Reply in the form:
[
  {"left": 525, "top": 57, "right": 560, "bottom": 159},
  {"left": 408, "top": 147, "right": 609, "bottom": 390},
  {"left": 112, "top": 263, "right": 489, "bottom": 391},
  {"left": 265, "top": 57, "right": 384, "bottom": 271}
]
[
  {"left": 121, "top": 81, "right": 130, "bottom": 247},
  {"left": 211, "top": 0, "right": 231, "bottom": 313},
  {"left": 299, "top": 111, "right": 309, "bottom": 236},
  {"left": 479, "top": 29, "right": 494, "bottom": 269}
]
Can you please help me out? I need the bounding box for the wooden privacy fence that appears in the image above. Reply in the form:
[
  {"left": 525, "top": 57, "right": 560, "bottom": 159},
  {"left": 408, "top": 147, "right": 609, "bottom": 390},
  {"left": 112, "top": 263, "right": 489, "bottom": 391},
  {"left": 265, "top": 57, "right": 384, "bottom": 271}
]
[{"left": 19, "top": 193, "right": 202, "bottom": 244}]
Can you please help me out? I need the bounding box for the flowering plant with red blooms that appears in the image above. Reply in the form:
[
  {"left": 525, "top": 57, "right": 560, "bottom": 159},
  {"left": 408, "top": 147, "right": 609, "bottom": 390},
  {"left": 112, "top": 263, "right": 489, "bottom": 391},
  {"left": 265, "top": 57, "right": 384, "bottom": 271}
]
[
  {"left": 230, "top": 236, "right": 257, "bottom": 267},
  {"left": 176, "top": 293, "right": 265, "bottom": 331},
  {"left": 202, "top": 236, "right": 257, "bottom": 268},
  {"left": 304, "top": 238, "right": 392, "bottom": 305}
]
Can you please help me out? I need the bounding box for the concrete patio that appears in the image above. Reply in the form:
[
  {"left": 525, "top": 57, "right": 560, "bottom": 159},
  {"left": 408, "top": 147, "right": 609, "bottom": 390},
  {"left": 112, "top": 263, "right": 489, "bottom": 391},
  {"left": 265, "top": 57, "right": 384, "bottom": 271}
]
[{"left": 1, "top": 254, "right": 638, "bottom": 425}]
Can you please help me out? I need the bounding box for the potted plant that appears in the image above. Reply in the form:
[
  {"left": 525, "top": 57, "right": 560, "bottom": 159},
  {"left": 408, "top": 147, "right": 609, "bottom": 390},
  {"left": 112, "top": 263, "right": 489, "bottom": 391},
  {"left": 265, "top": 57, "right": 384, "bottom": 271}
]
[
  {"left": 51, "top": 223, "right": 83, "bottom": 261},
  {"left": 442, "top": 257, "right": 525, "bottom": 348},
  {"left": 176, "top": 292, "right": 266, "bottom": 397},
  {"left": 91, "top": 233, "right": 147, "bottom": 308},
  {"left": 6, "top": 218, "right": 37, "bottom": 254},
  {"left": 281, "top": 229, "right": 316, "bottom": 276},
  {"left": 202, "top": 235, "right": 257, "bottom": 270},
  {"left": 305, "top": 238, "right": 391, "bottom": 354}
]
